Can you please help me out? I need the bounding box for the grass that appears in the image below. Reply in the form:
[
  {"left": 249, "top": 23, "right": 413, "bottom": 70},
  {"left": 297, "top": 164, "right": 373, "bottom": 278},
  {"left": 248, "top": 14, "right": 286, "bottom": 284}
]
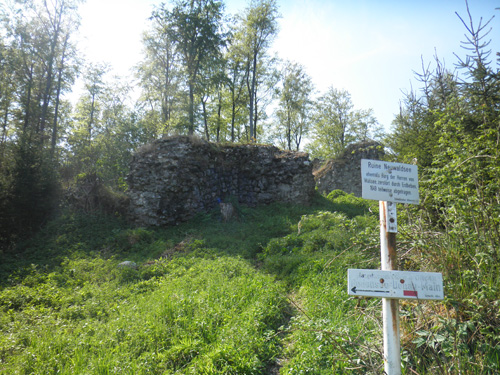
[
  {"left": 0, "top": 252, "right": 288, "bottom": 374},
  {"left": 1, "top": 190, "right": 499, "bottom": 374}
]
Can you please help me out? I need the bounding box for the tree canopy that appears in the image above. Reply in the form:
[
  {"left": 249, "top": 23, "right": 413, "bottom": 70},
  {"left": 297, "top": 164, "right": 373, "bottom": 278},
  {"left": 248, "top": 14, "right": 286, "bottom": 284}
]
[{"left": 306, "top": 87, "right": 381, "bottom": 159}]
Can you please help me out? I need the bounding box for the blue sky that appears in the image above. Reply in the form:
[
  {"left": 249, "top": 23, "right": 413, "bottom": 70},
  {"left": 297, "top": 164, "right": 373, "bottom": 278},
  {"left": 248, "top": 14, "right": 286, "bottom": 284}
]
[{"left": 75, "top": 0, "right": 500, "bottom": 133}]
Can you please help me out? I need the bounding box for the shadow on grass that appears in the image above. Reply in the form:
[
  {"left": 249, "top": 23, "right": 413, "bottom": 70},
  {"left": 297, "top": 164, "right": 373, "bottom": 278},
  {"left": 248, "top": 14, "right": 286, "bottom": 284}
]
[{"left": 0, "top": 190, "right": 378, "bottom": 286}]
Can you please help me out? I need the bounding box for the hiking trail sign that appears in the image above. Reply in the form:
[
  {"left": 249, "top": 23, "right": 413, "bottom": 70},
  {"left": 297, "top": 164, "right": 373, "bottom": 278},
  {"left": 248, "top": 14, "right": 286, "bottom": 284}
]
[
  {"left": 361, "top": 159, "right": 419, "bottom": 204},
  {"left": 348, "top": 159, "right": 444, "bottom": 375},
  {"left": 348, "top": 269, "right": 444, "bottom": 300}
]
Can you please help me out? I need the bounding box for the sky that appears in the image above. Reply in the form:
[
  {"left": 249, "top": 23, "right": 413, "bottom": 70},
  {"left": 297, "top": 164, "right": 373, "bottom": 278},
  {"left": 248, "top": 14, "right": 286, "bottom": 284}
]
[{"left": 74, "top": 0, "right": 500, "bottom": 132}]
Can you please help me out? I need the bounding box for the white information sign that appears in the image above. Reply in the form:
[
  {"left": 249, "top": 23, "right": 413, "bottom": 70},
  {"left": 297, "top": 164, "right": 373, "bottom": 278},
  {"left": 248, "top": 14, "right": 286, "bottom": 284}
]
[
  {"left": 348, "top": 269, "right": 444, "bottom": 300},
  {"left": 361, "top": 159, "right": 419, "bottom": 204}
]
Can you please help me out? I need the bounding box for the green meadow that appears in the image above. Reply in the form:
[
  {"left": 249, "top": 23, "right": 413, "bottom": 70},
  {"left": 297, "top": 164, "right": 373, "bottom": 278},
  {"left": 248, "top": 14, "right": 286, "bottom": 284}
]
[{"left": 1, "top": 191, "right": 499, "bottom": 374}]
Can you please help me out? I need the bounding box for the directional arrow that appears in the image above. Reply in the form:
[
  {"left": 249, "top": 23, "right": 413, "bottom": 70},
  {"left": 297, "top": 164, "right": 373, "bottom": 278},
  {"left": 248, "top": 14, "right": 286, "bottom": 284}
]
[
  {"left": 348, "top": 269, "right": 443, "bottom": 300},
  {"left": 351, "top": 286, "right": 390, "bottom": 294}
]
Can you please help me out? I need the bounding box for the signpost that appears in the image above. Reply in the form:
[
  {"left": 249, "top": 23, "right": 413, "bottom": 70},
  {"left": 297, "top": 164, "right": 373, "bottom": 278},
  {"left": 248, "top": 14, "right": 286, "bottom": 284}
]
[
  {"left": 348, "top": 269, "right": 444, "bottom": 300},
  {"left": 350, "top": 159, "right": 444, "bottom": 375}
]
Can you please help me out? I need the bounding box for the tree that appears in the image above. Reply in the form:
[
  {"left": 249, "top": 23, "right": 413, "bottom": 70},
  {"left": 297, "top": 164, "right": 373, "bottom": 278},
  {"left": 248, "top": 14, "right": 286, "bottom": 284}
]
[
  {"left": 306, "top": 87, "right": 382, "bottom": 158},
  {"left": 155, "top": 0, "right": 226, "bottom": 135},
  {"left": 82, "top": 63, "right": 108, "bottom": 143},
  {"left": 224, "top": 21, "right": 249, "bottom": 142},
  {"left": 0, "top": 34, "right": 17, "bottom": 159},
  {"left": 67, "top": 71, "right": 147, "bottom": 193},
  {"left": 391, "top": 8, "right": 500, "bottom": 369},
  {"left": 198, "top": 60, "right": 228, "bottom": 141},
  {"left": 36, "top": 0, "right": 80, "bottom": 144},
  {"left": 0, "top": 0, "right": 80, "bottom": 248},
  {"left": 350, "top": 108, "right": 381, "bottom": 143},
  {"left": 274, "top": 61, "right": 314, "bottom": 150},
  {"left": 67, "top": 63, "right": 108, "bottom": 179},
  {"left": 388, "top": 55, "right": 459, "bottom": 167},
  {"left": 136, "top": 13, "right": 184, "bottom": 137},
  {"left": 50, "top": 31, "right": 76, "bottom": 159},
  {"left": 454, "top": 3, "right": 499, "bottom": 129},
  {"left": 387, "top": 1, "right": 500, "bottom": 253},
  {"left": 239, "top": 0, "right": 279, "bottom": 142},
  {"left": 1, "top": 0, "right": 80, "bottom": 150},
  {"left": 252, "top": 53, "right": 280, "bottom": 141},
  {"left": 96, "top": 78, "right": 144, "bottom": 189}
]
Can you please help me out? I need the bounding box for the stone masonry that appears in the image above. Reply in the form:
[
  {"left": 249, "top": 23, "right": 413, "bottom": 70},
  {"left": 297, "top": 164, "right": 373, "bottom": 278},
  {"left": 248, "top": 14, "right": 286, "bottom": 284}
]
[
  {"left": 127, "top": 136, "right": 315, "bottom": 226},
  {"left": 314, "top": 141, "right": 384, "bottom": 197}
]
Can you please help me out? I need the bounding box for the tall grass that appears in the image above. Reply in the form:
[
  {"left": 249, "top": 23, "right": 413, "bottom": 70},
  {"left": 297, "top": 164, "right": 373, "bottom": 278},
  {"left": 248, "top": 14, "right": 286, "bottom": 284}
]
[
  {"left": 396, "top": 202, "right": 500, "bottom": 374},
  {"left": 0, "top": 255, "right": 287, "bottom": 374},
  {"left": 1, "top": 190, "right": 498, "bottom": 374}
]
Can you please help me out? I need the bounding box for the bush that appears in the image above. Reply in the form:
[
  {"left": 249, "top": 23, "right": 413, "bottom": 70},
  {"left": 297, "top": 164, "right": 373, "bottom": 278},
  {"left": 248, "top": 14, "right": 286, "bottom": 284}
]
[
  {"left": 0, "top": 145, "right": 61, "bottom": 251},
  {"left": 65, "top": 172, "right": 129, "bottom": 216},
  {"left": 325, "top": 189, "right": 377, "bottom": 217}
]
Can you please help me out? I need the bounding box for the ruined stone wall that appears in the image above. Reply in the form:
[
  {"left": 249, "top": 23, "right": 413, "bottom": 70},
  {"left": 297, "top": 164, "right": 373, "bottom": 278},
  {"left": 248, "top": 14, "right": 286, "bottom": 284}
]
[
  {"left": 127, "top": 136, "right": 315, "bottom": 226},
  {"left": 314, "top": 141, "right": 384, "bottom": 197}
]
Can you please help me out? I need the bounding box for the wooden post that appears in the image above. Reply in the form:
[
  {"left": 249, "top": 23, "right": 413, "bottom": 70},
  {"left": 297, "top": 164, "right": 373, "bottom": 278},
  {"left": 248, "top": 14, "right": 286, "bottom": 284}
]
[{"left": 380, "top": 201, "right": 401, "bottom": 375}]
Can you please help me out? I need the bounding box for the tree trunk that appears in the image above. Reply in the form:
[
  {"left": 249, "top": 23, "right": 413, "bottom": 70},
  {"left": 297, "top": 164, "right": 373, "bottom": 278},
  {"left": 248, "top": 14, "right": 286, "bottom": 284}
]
[
  {"left": 50, "top": 67, "right": 63, "bottom": 159},
  {"left": 248, "top": 53, "right": 258, "bottom": 142},
  {"left": 23, "top": 64, "right": 34, "bottom": 135},
  {"left": 188, "top": 80, "right": 195, "bottom": 135},
  {"left": 162, "top": 49, "right": 171, "bottom": 127},
  {"left": 40, "top": 27, "right": 63, "bottom": 143},
  {"left": 89, "top": 93, "right": 96, "bottom": 144},
  {"left": 39, "top": 47, "right": 55, "bottom": 139},
  {"left": 230, "top": 79, "right": 236, "bottom": 142},
  {"left": 231, "top": 97, "right": 236, "bottom": 142},
  {"left": 286, "top": 108, "right": 292, "bottom": 151},
  {"left": 1, "top": 108, "right": 8, "bottom": 161},
  {"left": 51, "top": 33, "right": 69, "bottom": 160},
  {"left": 201, "top": 97, "right": 209, "bottom": 141},
  {"left": 216, "top": 91, "right": 222, "bottom": 142},
  {"left": 253, "top": 89, "right": 258, "bottom": 140}
]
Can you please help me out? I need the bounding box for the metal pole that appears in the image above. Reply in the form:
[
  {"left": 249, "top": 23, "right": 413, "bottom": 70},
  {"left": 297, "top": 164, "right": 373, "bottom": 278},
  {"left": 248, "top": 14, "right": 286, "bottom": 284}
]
[{"left": 380, "top": 201, "right": 401, "bottom": 375}]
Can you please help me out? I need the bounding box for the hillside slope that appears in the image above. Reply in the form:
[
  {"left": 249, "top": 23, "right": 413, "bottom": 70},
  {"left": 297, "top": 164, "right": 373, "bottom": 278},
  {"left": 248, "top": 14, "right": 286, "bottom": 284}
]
[{"left": 0, "top": 191, "right": 498, "bottom": 374}]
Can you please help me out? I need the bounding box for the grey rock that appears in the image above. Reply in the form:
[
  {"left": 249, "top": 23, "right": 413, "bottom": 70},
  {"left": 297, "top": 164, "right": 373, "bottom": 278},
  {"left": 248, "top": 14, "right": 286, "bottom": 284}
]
[{"left": 118, "top": 261, "right": 138, "bottom": 269}]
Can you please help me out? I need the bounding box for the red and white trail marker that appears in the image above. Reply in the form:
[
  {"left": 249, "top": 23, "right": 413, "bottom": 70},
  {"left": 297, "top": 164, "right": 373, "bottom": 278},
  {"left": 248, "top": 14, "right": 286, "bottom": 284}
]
[{"left": 347, "top": 269, "right": 444, "bottom": 301}]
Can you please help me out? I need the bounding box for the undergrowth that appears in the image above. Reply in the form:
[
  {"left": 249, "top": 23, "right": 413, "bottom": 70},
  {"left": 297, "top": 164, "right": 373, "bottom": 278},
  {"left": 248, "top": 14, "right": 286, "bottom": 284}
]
[{"left": 0, "top": 190, "right": 499, "bottom": 373}]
